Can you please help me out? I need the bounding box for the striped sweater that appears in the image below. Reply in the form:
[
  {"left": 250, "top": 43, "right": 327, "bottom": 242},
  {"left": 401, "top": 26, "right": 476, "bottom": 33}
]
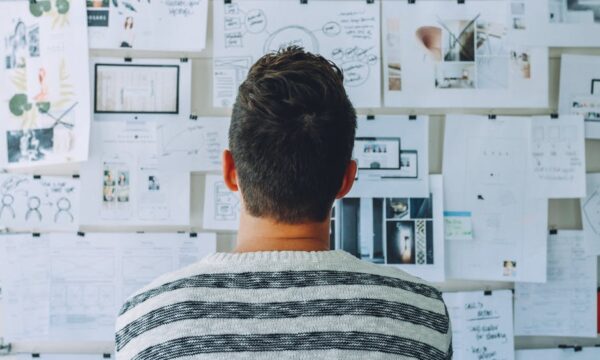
[{"left": 115, "top": 250, "right": 452, "bottom": 360}]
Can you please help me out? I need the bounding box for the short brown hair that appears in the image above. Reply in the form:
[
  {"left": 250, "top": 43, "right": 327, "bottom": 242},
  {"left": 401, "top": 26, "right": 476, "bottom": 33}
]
[{"left": 229, "top": 46, "right": 356, "bottom": 223}]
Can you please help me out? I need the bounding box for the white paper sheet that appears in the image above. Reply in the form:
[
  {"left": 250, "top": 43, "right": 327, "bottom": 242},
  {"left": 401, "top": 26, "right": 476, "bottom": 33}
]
[
  {"left": 582, "top": 173, "right": 600, "bottom": 254},
  {"left": 559, "top": 54, "right": 600, "bottom": 139},
  {"left": 157, "top": 117, "right": 230, "bottom": 172},
  {"left": 0, "top": 232, "right": 216, "bottom": 342},
  {"left": 514, "top": 230, "right": 597, "bottom": 338},
  {"left": 0, "top": 0, "right": 92, "bottom": 168},
  {"left": 87, "top": 0, "right": 208, "bottom": 52},
  {"left": 347, "top": 115, "right": 429, "bottom": 198},
  {"left": 80, "top": 121, "right": 190, "bottom": 227},
  {"left": 443, "top": 290, "right": 515, "bottom": 360},
  {"left": 516, "top": 348, "right": 600, "bottom": 360},
  {"left": 512, "top": 0, "right": 600, "bottom": 47},
  {"left": 203, "top": 174, "right": 241, "bottom": 231},
  {"left": 382, "top": 0, "right": 548, "bottom": 108},
  {"left": 444, "top": 115, "right": 548, "bottom": 282},
  {"left": 0, "top": 174, "right": 79, "bottom": 231},
  {"left": 334, "top": 175, "right": 445, "bottom": 282},
  {"left": 91, "top": 58, "right": 192, "bottom": 122},
  {"left": 212, "top": 0, "right": 381, "bottom": 108},
  {"left": 529, "top": 115, "right": 587, "bottom": 198}
]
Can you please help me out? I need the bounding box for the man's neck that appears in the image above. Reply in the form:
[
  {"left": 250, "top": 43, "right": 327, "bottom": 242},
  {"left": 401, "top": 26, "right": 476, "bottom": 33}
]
[{"left": 234, "top": 211, "right": 331, "bottom": 253}]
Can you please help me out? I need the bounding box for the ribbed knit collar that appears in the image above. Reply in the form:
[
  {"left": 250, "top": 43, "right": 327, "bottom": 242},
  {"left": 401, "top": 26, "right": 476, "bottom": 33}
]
[{"left": 202, "top": 250, "right": 356, "bottom": 264}]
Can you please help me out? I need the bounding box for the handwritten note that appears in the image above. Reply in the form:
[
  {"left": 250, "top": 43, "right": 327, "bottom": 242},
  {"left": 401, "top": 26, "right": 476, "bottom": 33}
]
[
  {"left": 443, "top": 290, "right": 514, "bottom": 360},
  {"left": 515, "top": 231, "right": 597, "bottom": 338},
  {"left": 529, "top": 115, "right": 586, "bottom": 198},
  {"left": 444, "top": 211, "right": 474, "bottom": 241}
]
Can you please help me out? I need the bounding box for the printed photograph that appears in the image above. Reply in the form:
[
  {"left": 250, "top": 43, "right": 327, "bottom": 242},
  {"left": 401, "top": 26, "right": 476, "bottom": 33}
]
[
  {"left": 549, "top": 0, "right": 600, "bottom": 23},
  {"left": 103, "top": 169, "right": 116, "bottom": 202},
  {"left": 435, "top": 63, "right": 476, "bottom": 89},
  {"left": 386, "top": 221, "right": 415, "bottom": 264},
  {"left": 410, "top": 195, "right": 433, "bottom": 219},
  {"left": 387, "top": 62, "right": 402, "bottom": 90},
  {"left": 503, "top": 260, "right": 517, "bottom": 277},
  {"left": 386, "top": 198, "right": 409, "bottom": 220},
  {"left": 399, "top": 150, "right": 418, "bottom": 178},
  {"left": 4, "top": 20, "right": 37, "bottom": 69},
  {"left": 510, "top": 50, "right": 531, "bottom": 79},
  {"left": 440, "top": 18, "right": 476, "bottom": 62},
  {"left": 117, "top": 170, "right": 130, "bottom": 202},
  {"left": 6, "top": 128, "right": 53, "bottom": 164},
  {"left": 148, "top": 175, "right": 160, "bottom": 191}
]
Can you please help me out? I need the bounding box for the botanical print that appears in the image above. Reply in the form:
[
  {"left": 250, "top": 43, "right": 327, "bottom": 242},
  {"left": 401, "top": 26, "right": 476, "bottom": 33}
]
[{"left": 0, "top": 0, "right": 91, "bottom": 167}]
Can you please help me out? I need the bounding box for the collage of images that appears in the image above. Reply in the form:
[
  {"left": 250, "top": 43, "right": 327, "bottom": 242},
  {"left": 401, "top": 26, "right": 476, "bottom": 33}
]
[{"left": 331, "top": 195, "right": 435, "bottom": 266}]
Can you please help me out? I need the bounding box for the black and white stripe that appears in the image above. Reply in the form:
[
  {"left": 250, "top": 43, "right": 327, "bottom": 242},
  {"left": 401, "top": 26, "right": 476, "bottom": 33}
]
[
  {"left": 130, "top": 332, "right": 448, "bottom": 360},
  {"left": 116, "top": 298, "right": 449, "bottom": 350},
  {"left": 119, "top": 270, "right": 442, "bottom": 316}
]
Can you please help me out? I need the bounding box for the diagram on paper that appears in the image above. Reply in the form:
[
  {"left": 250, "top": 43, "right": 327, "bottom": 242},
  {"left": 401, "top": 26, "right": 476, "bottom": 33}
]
[
  {"left": 203, "top": 174, "right": 241, "bottom": 231},
  {"left": 0, "top": 174, "right": 79, "bottom": 231},
  {"left": 213, "top": 0, "right": 381, "bottom": 108},
  {"left": 0, "top": 0, "right": 91, "bottom": 167},
  {"left": 157, "top": 117, "right": 230, "bottom": 172}
]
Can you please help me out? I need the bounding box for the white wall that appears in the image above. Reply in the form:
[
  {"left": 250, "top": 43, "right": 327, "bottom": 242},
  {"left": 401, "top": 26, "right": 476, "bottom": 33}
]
[{"left": 2, "top": 0, "right": 600, "bottom": 356}]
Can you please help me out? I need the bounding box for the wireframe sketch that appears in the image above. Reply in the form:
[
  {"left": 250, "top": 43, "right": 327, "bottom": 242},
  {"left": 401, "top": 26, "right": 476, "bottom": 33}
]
[
  {"left": 383, "top": 0, "right": 548, "bottom": 108},
  {"left": 214, "top": 181, "right": 239, "bottom": 221},
  {"left": 0, "top": 174, "right": 79, "bottom": 231},
  {"left": 0, "top": 0, "right": 91, "bottom": 168},
  {"left": 213, "top": 0, "right": 381, "bottom": 108},
  {"left": 94, "top": 64, "right": 179, "bottom": 113},
  {"left": 87, "top": 0, "right": 208, "bottom": 52},
  {"left": 81, "top": 121, "right": 190, "bottom": 227}
]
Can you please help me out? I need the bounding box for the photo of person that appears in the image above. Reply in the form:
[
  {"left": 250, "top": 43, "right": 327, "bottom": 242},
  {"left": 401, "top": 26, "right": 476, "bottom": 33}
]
[
  {"left": 503, "top": 260, "right": 517, "bottom": 277},
  {"left": 6, "top": 128, "right": 53, "bottom": 164},
  {"left": 120, "top": 16, "right": 135, "bottom": 48},
  {"left": 148, "top": 175, "right": 160, "bottom": 191},
  {"left": 103, "top": 169, "right": 116, "bottom": 202},
  {"left": 117, "top": 170, "right": 130, "bottom": 202}
]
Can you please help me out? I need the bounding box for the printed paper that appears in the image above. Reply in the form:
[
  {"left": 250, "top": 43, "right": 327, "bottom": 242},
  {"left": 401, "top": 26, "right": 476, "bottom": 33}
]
[
  {"left": 444, "top": 115, "right": 548, "bottom": 282},
  {"left": 157, "top": 117, "right": 231, "bottom": 172},
  {"left": 515, "top": 230, "right": 597, "bottom": 338},
  {"left": 87, "top": 0, "right": 208, "bottom": 52},
  {"left": 203, "top": 174, "right": 241, "bottom": 231},
  {"left": 334, "top": 175, "right": 445, "bottom": 282},
  {"left": 516, "top": 347, "right": 600, "bottom": 360},
  {"left": 80, "top": 121, "right": 190, "bottom": 227},
  {"left": 0, "top": 0, "right": 92, "bottom": 168},
  {"left": 348, "top": 115, "right": 429, "bottom": 198},
  {"left": 513, "top": 0, "right": 600, "bottom": 47},
  {"left": 383, "top": 0, "right": 548, "bottom": 108},
  {"left": 0, "top": 232, "right": 216, "bottom": 342},
  {"left": 559, "top": 54, "right": 600, "bottom": 139},
  {"left": 91, "top": 58, "right": 192, "bottom": 122},
  {"left": 529, "top": 115, "right": 586, "bottom": 198},
  {"left": 213, "top": 0, "right": 381, "bottom": 108}
]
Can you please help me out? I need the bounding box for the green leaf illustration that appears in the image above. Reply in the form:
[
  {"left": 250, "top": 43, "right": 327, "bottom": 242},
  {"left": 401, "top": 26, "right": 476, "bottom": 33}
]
[
  {"left": 36, "top": 102, "right": 51, "bottom": 114},
  {"left": 9, "top": 94, "right": 32, "bottom": 116},
  {"left": 56, "top": 0, "right": 69, "bottom": 14}
]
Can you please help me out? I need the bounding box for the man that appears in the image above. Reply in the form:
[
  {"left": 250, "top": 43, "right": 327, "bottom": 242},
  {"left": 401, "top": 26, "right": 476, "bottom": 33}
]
[{"left": 116, "top": 46, "right": 452, "bottom": 360}]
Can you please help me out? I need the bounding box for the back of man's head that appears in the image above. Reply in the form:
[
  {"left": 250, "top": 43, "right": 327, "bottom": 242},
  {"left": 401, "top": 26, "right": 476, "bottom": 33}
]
[{"left": 230, "top": 46, "right": 357, "bottom": 224}]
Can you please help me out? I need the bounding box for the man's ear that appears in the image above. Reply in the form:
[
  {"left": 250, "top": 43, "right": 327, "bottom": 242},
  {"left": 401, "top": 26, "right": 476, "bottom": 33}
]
[
  {"left": 335, "top": 160, "right": 357, "bottom": 199},
  {"left": 222, "top": 149, "right": 239, "bottom": 192}
]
